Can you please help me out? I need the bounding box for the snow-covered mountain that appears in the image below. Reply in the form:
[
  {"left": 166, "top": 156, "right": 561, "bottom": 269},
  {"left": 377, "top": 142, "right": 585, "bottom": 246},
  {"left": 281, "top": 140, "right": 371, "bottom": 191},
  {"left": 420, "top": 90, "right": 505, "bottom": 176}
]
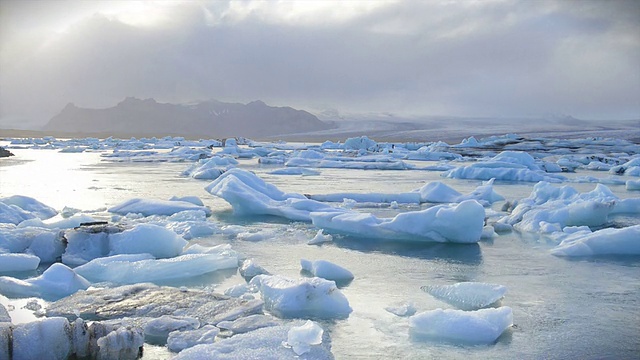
[{"left": 43, "top": 98, "right": 333, "bottom": 138}]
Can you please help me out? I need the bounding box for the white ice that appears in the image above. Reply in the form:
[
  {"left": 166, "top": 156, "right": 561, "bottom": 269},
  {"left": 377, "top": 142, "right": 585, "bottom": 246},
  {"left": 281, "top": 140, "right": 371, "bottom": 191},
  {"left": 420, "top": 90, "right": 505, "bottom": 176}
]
[
  {"left": 627, "top": 180, "right": 640, "bottom": 191},
  {"left": 239, "top": 258, "right": 270, "bottom": 279},
  {"left": 498, "top": 182, "right": 640, "bottom": 233},
  {"left": 216, "top": 314, "right": 280, "bottom": 335},
  {"left": 0, "top": 263, "right": 90, "bottom": 300},
  {"left": 205, "top": 168, "right": 342, "bottom": 221},
  {"left": 300, "top": 259, "right": 354, "bottom": 282},
  {"left": 167, "top": 324, "right": 219, "bottom": 352},
  {"left": 181, "top": 156, "right": 237, "bottom": 180},
  {"left": 421, "top": 282, "right": 507, "bottom": 310},
  {"left": 109, "top": 198, "right": 212, "bottom": 217},
  {"left": 174, "top": 322, "right": 333, "bottom": 359},
  {"left": 0, "top": 195, "right": 58, "bottom": 221},
  {"left": 550, "top": 225, "right": 640, "bottom": 257},
  {"left": 62, "top": 223, "right": 187, "bottom": 266},
  {"left": 250, "top": 274, "right": 352, "bottom": 319},
  {"left": 308, "top": 230, "right": 333, "bottom": 245},
  {"left": 74, "top": 251, "right": 238, "bottom": 284},
  {"left": 0, "top": 226, "right": 64, "bottom": 264},
  {"left": 0, "top": 253, "right": 40, "bottom": 272},
  {"left": 144, "top": 315, "right": 200, "bottom": 344},
  {"left": 409, "top": 307, "right": 513, "bottom": 344},
  {"left": 285, "top": 320, "right": 324, "bottom": 355},
  {"left": 311, "top": 200, "right": 485, "bottom": 243},
  {"left": 444, "top": 151, "right": 566, "bottom": 183},
  {"left": 384, "top": 301, "right": 417, "bottom": 317}
]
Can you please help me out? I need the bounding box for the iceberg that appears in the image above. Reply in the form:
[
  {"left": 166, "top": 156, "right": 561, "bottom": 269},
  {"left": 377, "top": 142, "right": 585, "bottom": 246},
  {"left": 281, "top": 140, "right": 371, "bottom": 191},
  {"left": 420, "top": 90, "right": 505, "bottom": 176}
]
[
  {"left": 498, "top": 182, "right": 639, "bottom": 233},
  {"left": 167, "top": 324, "right": 219, "bottom": 352},
  {"left": 444, "top": 151, "right": 566, "bottom": 183},
  {"left": 420, "top": 282, "right": 507, "bottom": 310},
  {"left": 144, "top": 315, "right": 200, "bottom": 344},
  {"left": 0, "top": 253, "right": 40, "bottom": 272},
  {"left": 216, "top": 314, "right": 281, "bottom": 335},
  {"left": 311, "top": 200, "right": 485, "bottom": 243},
  {"left": 409, "top": 307, "right": 513, "bottom": 344},
  {"left": 300, "top": 259, "right": 354, "bottom": 282},
  {"left": 74, "top": 251, "right": 238, "bottom": 284},
  {"left": 550, "top": 225, "right": 640, "bottom": 257},
  {"left": 0, "top": 263, "right": 90, "bottom": 300},
  {"left": 0, "top": 195, "right": 58, "bottom": 221},
  {"left": 250, "top": 275, "right": 352, "bottom": 319},
  {"left": 205, "top": 168, "right": 342, "bottom": 221},
  {"left": 108, "top": 198, "right": 212, "bottom": 216},
  {"left": 285, "top": 320, "right": 324, "bottom": 355},
  {"left": 174, "top": 322, "right": 333, "bottom": 359}
]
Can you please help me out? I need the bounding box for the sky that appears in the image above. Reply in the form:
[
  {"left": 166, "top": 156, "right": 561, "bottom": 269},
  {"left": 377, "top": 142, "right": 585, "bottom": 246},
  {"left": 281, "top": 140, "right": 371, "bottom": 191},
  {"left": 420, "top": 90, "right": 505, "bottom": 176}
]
[{"left": 0, "top": 0, "right": 639, "bottom": 128}]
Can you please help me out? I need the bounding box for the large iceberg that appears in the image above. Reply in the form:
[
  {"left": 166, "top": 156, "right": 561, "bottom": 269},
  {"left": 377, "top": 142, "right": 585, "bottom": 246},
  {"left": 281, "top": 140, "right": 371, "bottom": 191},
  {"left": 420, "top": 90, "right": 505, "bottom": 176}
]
[
  {"left": 0, "top": 195, "right": 58, "bottom": 221},
  {"left": 311, "top": 200, "right": 485, "bottom": 243},
  {"left": 250, "top": 275, "right": 352, "bottom": 319},
  {"left": 409, "top": 307, "right": 513, "bottom": 344}
]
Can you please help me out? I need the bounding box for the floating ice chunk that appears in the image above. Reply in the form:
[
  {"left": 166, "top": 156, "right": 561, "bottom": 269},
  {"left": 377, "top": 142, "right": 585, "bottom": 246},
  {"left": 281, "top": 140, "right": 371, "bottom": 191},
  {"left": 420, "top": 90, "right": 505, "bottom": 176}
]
[
  {"left": 300, "top": 259, "right": 354, "bottom": 282},
  {"left": 237, "top": 230, "right": 277, "bottom": 242},
  {"left": 409, "top": 307, "right": 513, "bottom": 344},
  {"left": 109, "top": 198, "right": 211, "bottom": 216},
  {"left": 384, "top": 301, "right": 417, "bottom": 317},
  {"left": 174, "top": 322, "right": 333, "bottom": 360},
  {"left": 250, "top": 275, "right": 352, "bottom": 319},
  {"left": 239, "top": 258, "right": 270, "bottom": 279},
  {"left": 0, "top": 253, "right": 40, "bottom": 272},
  {"left": 168, "top": 325, "right": 219, "bottom": 352},
  {"left": 12, "top": 317, "right": 72, "bottom": 359},
  {"left": 308, "top": 230, "right": 333, "bottom": 245},
  {"left": 169, "top": 196, "right": 205, "bottom": 206},
  {"left": 550, "top": 225, "right": 640, "bottom": 257},
  {"left": 0, "top": 263, "right": 90, "bottom": 300},
  {"left": 268, "top": 168, "right": 320, "bottom": 176},
  {"left": 417, "top": 179, "right": 504, "bottom": 205},
  {"left": 311, "top": 200, "right": 485, "bottom": 243},
  {"left": 285, "top": 320, "right": 324, "bottom": 355},
  {"left": 627, "top": 180, "right": 640, "bottom": 191},
  {"left": 62, "top": 223, "right": 125, "bottom": 266},
  {"left": 205, "top": 168, "right": 341, "bottom": 221},
  {"left": 0, "top": 202, "right": 36, "bottom": 225},
  {"left": 444, "top": 151, "right": 566, "bottom": 183},
  {"left": 74, "top": 252, "right": 238, "bottom": 284},
  {"left": 344, "top": 136, "right": 377, "bottom": 150},
  {"left": 0, "top": 195, "right": 57, "bottom": 220},
  {"left": 217, "top": 314, "right": 280, "bottom": 335},
  {"left": 96, "top": 325, "right": 145, "bottom": 360},
  {"left": 421, "top": 282, "right": 507, "bottom": 310},
  {"left": 18, "top": 214, "right": 98, "bottom": 230},
  {"left": 144, "top": 315, "right": 200, "bottom": 344},
  {"left": 224, "top": 283, "right": 252, "bottom": 298},
  {"left": 109, "top": 223, "right": 187, "bottom": 258}
]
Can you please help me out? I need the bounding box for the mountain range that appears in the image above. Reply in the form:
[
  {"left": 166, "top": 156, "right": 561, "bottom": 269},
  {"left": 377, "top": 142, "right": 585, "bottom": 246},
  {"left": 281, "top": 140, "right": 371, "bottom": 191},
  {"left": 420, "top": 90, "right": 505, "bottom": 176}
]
[{"left": 43, "top": 98, "right": 333, "bottom": 139}]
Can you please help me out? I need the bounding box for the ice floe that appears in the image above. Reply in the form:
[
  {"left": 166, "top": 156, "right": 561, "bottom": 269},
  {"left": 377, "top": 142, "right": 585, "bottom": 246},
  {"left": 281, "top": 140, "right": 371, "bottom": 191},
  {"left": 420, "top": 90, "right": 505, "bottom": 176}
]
[
  {"left": 300, "top": 259, "right": 354, "bottom": 282},
  {"left": 550, "top": 225, "right": 640, "bottom": 257},
  {"left": 311, "top": 200, "right": 485, "bottom": 243},
  {"left": 0, "top": 263, "right": 90, "bottom": 300},
  {"left": 108, "top": 197, "right": 211, "bottom": 217},
  {"left": 250, "top": 275, "right": 352, "bottom": 319},
  {"left": 420, "top": 282, "right": 507, "bottom": 310},
  {"left": 409, "top": 307, "right": 513, "bottom": 344}
]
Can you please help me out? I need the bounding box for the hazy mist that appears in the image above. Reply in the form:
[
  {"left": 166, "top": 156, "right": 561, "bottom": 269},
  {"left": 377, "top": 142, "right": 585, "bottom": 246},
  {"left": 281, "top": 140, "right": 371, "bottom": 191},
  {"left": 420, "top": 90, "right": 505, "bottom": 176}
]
[{"left": 1, "top": 0, "right": 639, "bottom": 129}]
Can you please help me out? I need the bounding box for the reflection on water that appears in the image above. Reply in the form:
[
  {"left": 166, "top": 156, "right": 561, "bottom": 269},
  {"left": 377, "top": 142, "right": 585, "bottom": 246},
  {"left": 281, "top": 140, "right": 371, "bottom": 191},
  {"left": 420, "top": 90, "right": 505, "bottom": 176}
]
[{"left": 333, "top": 236, "right": 483, "bottom": 265}]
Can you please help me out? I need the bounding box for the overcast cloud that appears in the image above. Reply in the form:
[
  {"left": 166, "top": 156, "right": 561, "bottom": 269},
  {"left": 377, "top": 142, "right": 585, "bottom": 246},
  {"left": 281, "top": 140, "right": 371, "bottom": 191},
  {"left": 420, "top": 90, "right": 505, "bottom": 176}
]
[{"left": 1, "top": 0, "right": 638, "bottom": 128}]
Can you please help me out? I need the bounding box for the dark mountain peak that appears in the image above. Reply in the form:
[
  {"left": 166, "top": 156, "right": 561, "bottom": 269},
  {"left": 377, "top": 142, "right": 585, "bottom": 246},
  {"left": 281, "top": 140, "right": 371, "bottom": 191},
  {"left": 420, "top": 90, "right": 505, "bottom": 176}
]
[{"left": 44, "top": 98, "right": 334, "bottom": 138}]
